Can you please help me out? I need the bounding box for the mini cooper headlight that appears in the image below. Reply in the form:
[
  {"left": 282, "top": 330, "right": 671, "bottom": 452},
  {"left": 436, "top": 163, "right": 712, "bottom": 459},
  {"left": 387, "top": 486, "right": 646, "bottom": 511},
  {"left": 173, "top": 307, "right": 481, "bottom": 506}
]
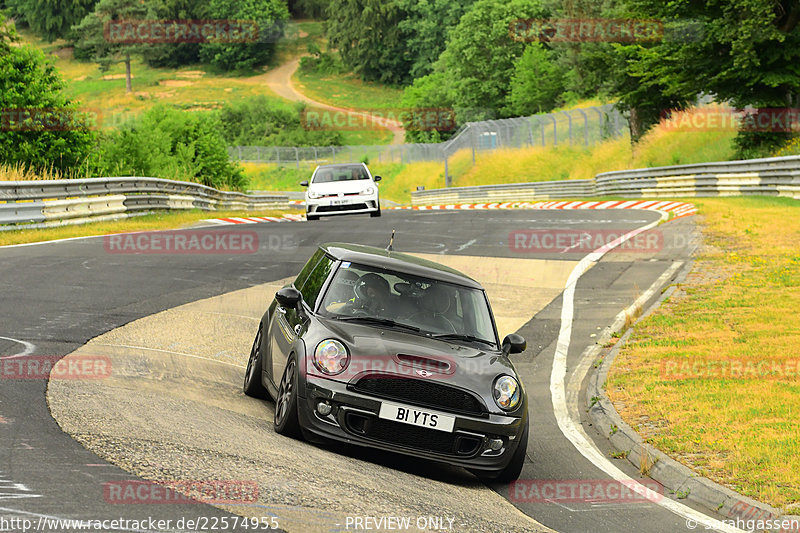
[
  {"left": 493, "top": 375, "right": 520, "bottom": 411},
  {"left": 314, "top": 339, "right": 350, "bottom": 375},
  {"left": 362, "top": 186, "right": 375, "bottom": 195}
]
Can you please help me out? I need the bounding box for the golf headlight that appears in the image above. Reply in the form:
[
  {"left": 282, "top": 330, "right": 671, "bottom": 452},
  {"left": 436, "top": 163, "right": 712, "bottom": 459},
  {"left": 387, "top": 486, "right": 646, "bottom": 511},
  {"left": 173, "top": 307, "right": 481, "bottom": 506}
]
[
  {"left": 308, "top": 190, "right": 322, "bottom": 199},
  {"left": 313, "top": 339, "right": 349, "bottom": 375},
  {"left": 362, "top": 186, "right": 375, "bottom": 195},
  {"left": 493, "top": 375, "right": 520, "bottom": 411}
]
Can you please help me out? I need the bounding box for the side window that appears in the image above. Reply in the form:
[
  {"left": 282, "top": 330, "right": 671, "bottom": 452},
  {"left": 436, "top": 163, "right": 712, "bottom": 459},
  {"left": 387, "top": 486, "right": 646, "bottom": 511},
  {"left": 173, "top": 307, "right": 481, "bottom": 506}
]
[
  {"left": 299, "top": 254, "right": 335, "bottom": 309},
  {"left": 294, "top": 249, "right": 325, "bottom": 291}
]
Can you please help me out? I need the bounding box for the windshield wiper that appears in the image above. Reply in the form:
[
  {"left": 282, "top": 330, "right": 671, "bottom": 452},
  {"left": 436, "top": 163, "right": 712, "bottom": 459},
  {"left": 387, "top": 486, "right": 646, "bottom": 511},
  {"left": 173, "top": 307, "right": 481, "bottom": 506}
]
[
  {"left": 336, "top": 316, "right": 422, "bottom": 333},
  {"left": 428, "top": 333, "right": 496, "bottom": 348}
]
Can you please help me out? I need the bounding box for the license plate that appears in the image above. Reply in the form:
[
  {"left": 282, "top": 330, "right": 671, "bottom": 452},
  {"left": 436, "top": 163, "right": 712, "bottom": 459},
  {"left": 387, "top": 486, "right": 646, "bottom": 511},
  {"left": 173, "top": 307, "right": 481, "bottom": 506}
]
[
  {"left": 331, "top": 198, "right": 348, "bottom": 205},
  {"left": 378, "top": 402, "right": 455, "bottom": 433}
]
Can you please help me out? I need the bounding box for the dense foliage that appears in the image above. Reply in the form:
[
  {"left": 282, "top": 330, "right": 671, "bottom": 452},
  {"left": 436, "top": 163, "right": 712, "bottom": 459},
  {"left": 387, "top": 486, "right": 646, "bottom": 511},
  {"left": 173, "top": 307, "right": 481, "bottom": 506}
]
[
  {"left": 4, "top": 0, "right": 98, "bottom": 41},
  {"left": 91, "top": 106, "right": 246, "bottom": 190},
  {"left": 218, "top": 95, "right": 343, "bottom": 146},
  {"left": 0, "top": 16, "right": 96, "bottom": 174}
]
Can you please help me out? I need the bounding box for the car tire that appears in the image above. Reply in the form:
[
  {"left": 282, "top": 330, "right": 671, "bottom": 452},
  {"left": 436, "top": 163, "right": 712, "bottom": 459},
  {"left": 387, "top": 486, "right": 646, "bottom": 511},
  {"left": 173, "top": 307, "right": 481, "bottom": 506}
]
[
  {"left": 471, "top": 421, "right": 528, "bottom": 483},
  {"left": 370, "top": 206, "right": 382, "bottom": 218},
  {"left": 243, "top": 329, "right": 268, "bottom": 399},
  {"left": 306, "top": 214, "right": 318, "bottom": 221},
  {"left": 274, "top": 355, "right": 302, "bottom": 438}
]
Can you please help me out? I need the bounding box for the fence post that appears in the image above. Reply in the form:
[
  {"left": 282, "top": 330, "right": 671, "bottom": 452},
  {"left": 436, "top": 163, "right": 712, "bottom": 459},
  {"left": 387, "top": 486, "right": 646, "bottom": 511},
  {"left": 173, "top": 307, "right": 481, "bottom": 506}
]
[
  {"left": 313, "top": 147, "right": 318, "bottom": 165},
  {"left": 592, "top": 107, "right": 604, "bottom": 140},
  {"left": 444, "top": 150, "right": 451, "bottom": 187},
  {"left": 295, "top": 147, "right": 299, "bottom": 170},
  {"left": 277, "top": 148, "right": 281, "bottom": 167},
  {"left": 471, "top": 125, "right": 476, "bottom": 164},
  {"left": 561, "top": 111, "right": 573, "bottom": 145},
  {"left": 550, "top": 115, "right": 558, "bottom": 146},
  {"left": 577, "top": 108, "right": 589, "bottom": 146}
]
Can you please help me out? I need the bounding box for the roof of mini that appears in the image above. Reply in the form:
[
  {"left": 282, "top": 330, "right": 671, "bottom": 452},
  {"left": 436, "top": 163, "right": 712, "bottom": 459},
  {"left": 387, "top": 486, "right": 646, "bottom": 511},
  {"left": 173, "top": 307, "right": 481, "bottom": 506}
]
[{"left": 320, "top": 242, "right": 482, "bottom": 289}]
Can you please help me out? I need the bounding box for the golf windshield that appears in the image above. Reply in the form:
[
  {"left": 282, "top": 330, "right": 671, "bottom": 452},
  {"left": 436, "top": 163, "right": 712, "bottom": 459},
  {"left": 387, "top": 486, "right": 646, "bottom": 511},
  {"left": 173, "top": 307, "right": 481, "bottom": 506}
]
[
  {"left": 312, "top": 165, "right": 369, "bottom": 183},
  {"left": 320, "top": 262, "right": 498, "bottom": 347}
]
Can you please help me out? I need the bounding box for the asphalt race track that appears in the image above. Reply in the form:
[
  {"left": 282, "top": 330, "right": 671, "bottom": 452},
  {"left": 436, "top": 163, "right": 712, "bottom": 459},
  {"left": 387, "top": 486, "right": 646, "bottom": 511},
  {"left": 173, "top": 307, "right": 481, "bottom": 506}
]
[{"left": 0, "top": 209, "right": 739, "bottom": 533}]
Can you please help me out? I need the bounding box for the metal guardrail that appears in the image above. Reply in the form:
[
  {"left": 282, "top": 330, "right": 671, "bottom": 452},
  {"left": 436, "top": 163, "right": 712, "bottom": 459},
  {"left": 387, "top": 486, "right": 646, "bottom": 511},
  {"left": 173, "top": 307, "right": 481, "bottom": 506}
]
[
  {"left": 0, "top": 177, "right": 289, "bottom": 228},
  {"left": 411, "top": 156, "right": 800, "bottom": 205}
]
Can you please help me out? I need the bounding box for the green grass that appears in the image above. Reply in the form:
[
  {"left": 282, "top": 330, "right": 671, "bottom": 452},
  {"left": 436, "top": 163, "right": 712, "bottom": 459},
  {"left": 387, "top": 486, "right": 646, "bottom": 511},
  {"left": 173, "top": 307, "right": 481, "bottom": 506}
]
[
  {"left": 294, "top": 69, "right": 405, "bottom": 112},
  {"left": 607, "top": 197, "right": 800, "bottom": 511}
]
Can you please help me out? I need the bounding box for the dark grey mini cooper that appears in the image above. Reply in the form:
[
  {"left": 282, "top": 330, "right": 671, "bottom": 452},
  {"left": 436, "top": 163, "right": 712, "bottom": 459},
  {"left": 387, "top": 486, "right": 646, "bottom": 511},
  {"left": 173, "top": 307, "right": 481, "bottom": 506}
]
[{"left": 243, "top": 243, "right": 528, "bottom": 481}]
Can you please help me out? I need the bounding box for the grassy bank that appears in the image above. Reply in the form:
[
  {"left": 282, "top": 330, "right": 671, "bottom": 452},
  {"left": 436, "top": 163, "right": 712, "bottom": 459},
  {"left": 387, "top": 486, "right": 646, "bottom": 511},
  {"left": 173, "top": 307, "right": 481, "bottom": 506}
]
[
  {"left": 607, "top": 197, "right": 800, "bottom": 512},
  {"left": 294, "top": 69, "right": 405, "bottom": 112},
  {"left": 241, "top": 121, "right": 737, "bottom": 203},
  {"left": 0, "top": 209, "right": 289, "bottom": 246}
]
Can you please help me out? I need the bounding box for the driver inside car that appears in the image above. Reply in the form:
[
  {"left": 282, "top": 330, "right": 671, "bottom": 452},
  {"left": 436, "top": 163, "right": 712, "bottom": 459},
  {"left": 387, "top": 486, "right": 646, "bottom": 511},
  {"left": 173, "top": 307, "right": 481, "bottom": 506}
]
[{"left": 352, "top": 273, "right": 391, "bottom": 315}]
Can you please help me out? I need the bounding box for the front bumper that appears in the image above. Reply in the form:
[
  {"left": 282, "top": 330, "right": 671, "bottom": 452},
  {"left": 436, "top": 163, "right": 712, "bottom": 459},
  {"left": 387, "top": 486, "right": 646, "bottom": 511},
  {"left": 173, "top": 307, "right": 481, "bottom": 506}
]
[
  {"left": 306, "top": 194, "right": 379, "bottom": 217},
  {"left": 298, "top": 374, "right": 527, "bottom": 474}
]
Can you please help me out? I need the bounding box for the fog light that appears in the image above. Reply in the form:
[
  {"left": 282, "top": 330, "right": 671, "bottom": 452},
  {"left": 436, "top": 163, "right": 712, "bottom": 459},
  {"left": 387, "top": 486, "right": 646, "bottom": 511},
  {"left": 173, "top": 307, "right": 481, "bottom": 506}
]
[
  {"left": 316, "top": 401, "right": 332, "bottom": 416},
  {"left": 489, "top": 438, "right": 503, "bottom": 451}
]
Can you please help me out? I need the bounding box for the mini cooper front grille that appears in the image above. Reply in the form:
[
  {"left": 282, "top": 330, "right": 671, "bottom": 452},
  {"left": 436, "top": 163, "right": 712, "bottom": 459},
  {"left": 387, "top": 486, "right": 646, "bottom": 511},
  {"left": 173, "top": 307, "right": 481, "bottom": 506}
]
[
  {"left": 351, "top": 376, "right": 487, "bottom": 415},
  {"left": 351, "top": 417, "right": 481, "bottom": 457}
]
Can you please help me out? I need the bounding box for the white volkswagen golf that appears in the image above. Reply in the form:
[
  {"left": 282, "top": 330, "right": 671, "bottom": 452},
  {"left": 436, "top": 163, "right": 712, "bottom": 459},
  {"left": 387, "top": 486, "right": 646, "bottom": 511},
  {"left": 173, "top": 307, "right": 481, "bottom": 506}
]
[{"left": 301, "top": 163, "right": 381, "bottom": 221}]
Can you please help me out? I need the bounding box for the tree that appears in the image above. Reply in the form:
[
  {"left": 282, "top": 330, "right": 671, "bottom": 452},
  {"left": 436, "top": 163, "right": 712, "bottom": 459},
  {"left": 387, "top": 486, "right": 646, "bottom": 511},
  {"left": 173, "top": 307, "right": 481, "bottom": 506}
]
[
  {"left": 138, "top": 0, "right": 203, "bottom": 68},
  {"left": 619, "top": 0, "right": 800, "bottom": 152},
  {"left": 507, "top": 43, "right": 565, "bottom": 115},
  {"left": 0, "top": 22, "right": 96, "bottom": 174},
  {"left": 287, "top": 0, "right": 327, "bottom": 18},
  {"left": 402, "top": 0, "right": 549, "bottom": 125},
  {"left": 73, "top": 0, "right": 148, "bottom": 94},
  {"left": 198, "top": 0, "right": 289, "bottom": 71},
  {"left": 326, "top": 0, "right": 410, "bottom": 85},
  {"left": 395, "top": 0, "right": 476, "bottom": 82},
  {"left": 4, "top": 0, "right": 98, "bottom": 41}
]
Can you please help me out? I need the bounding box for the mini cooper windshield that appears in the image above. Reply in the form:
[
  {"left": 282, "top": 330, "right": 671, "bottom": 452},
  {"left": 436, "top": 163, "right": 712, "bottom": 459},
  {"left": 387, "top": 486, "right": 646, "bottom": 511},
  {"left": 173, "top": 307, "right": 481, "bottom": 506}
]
[{"left": 318, "top": 262, "right": 498, "bottom": 348}]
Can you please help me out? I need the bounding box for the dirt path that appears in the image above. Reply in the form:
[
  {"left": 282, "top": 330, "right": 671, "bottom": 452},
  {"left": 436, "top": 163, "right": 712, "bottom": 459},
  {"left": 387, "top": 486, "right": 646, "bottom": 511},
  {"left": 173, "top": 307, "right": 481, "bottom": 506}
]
[{"left": 262, "top": 58, "right": 406, "bottom": 145}]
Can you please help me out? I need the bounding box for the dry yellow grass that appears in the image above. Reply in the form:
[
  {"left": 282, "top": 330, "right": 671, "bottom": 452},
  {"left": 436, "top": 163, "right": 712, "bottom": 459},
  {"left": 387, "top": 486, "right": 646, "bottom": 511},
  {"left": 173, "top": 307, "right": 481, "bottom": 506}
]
[
  {"left": 0, "top": 209, "right": 290, "bottom": 246},
  {"left": 607, "top": 197, "right": 800, "bottom": 511}
]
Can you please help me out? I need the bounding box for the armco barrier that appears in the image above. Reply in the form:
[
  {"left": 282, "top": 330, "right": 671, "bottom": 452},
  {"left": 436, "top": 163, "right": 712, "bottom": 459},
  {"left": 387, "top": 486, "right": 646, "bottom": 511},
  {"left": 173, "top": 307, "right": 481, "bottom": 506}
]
[
  {"left": 411, "top": 155, "right": 800, "bottom": 205},
  {"left": 0, "top": 177, "right": 289, "bottom": 228}
]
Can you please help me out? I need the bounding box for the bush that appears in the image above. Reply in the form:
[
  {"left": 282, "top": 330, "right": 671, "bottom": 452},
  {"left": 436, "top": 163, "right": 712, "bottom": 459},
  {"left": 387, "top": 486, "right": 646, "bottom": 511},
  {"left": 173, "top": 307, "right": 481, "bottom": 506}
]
[
  {"left": 218, "top": 95, "right": 343, "bottom": 146},
  {"left": 92, "top": 105, "right": 245, "bottom": 190},
  {"left": 0, "top": 41, "right": 96, "bottom": 174}
]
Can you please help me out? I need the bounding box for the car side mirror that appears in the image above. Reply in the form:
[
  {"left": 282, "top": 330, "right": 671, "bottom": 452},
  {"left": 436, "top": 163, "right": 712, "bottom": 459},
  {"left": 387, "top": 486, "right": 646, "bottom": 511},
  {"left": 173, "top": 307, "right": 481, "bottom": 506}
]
[
  {"left": 276, "top": 287, "right": 302, "bottom": 308},
  {"left": 300, "top": 180, "right": 309, "bottom": 187},
  {"left": 374, "top": 176, "right": 382, "bottom": 182},
  {"left": 502, "top": 334, "right": 526, "bottom": 355}
]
